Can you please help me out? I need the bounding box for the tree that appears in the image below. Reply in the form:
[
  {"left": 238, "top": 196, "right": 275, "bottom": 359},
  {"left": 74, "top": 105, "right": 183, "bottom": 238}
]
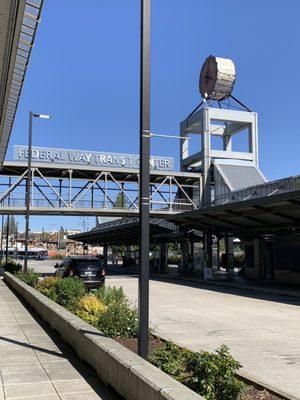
[
  {"left": 59, "top": 226, "right": 68, "bottom": 238},
  {"left": 3, "top": 216, "right": 17, "bottom": 236},
  {"left": 114, "top": 191, "right": 126, "bottom": 209}
]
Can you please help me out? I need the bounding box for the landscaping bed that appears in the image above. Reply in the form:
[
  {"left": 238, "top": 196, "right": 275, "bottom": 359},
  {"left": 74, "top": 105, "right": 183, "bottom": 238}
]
[
  {"left": 116, "top": 338, "right": 281, "bottom": 400},
  {"left": 13, "top": 269, "right": 284, "bottom": 400}
]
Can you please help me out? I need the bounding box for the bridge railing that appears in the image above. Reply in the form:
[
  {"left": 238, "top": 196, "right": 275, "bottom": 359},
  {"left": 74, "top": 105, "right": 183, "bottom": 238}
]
[
  {"left": 215, "top": 175, "right": 300, "bottom": 205},
  {"left": 0, "top": 194, "right": 194, "bottom": 213}
]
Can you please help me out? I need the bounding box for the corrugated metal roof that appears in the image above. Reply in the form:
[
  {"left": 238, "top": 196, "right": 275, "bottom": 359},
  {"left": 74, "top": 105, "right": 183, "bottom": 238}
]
[
  {"left": 0, "top": 0, "right": 44, "bottom": 166},
  {"left": 215, "top": 163, "right": 266, "bottom": 191}
]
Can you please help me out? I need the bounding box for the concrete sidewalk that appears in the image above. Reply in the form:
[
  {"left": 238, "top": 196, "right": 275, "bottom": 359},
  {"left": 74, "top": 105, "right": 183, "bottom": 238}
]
[{"left": 0, "top": 279, "right": 120, "bottom": 400}]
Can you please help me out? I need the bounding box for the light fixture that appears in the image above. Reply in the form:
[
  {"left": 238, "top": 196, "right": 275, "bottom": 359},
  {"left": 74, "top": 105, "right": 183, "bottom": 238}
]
[{"left": 33, "top": 114, "right": 51, "bottom": 119}]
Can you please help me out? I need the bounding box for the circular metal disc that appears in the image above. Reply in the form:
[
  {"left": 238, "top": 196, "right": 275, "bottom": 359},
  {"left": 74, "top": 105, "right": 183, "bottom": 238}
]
[{"left": 199, "top": 55, "right": 236, "bottom": 101}]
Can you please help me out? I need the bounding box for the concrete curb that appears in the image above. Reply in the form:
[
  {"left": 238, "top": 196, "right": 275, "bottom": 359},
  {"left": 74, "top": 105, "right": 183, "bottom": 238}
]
[
  {"left": 3, "top": 272, "right": 204, "bottom": 400},
  {"left": 155, "top": 330, "right": 298, "bottom": 400},
  {"left": 237, "top": 370, "right": 300, "bottom": 400},
  {"left": 153, "top": 273, "right": 300, "bottom": 299}
]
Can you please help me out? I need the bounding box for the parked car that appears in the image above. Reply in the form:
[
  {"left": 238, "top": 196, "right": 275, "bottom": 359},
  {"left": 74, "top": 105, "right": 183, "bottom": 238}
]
[{"left": 55, "top": 256, "right": 105, "bottom": 288}]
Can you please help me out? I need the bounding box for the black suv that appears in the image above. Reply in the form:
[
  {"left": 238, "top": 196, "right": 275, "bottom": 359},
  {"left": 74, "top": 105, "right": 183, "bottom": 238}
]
[{"left": 55, "top": 256, "right": 105, "bottom": 289}]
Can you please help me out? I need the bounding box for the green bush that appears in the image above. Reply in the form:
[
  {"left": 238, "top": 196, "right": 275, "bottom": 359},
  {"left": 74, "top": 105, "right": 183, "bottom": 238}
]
[
  {"left": 149, "top": 343, "right": 244, "bottom": 400},
  {"left": 76, "top": 295, "right": 107, "bottom": 326},
  {"left": 15, "top": 269, "right": 40, "bottom": 287},
  {"left": 94, "top": 285, "right": 126, "bottom": 305},
  {"left": 54, "top": 277, "right": 85, "bottom": 311},
  {"left": 97, "top": 297, "right": 138, "bottom": 338},
  {"left": 234, "top": 253, "right": 245, "bottom": 269},
  {"left": 35, "top": 276, "right": 60, "bottom": 302},
  {"left": 167, "top": 255, "right": 181, "bottom": 265},
  {"left": 148, "top": 341, "right": 189, "bottom": 381},
  {"left": 3, "top": 260, "right": 22, "bottom": 274},
  {"left": 93, "top": 285, "right": 138, "bottom": 338},
  {"left": 52, "top": 253, "right": 65, "bottom": 260},
  {"left": 185, "top": 345, "right": 244, "bottom": 400}
]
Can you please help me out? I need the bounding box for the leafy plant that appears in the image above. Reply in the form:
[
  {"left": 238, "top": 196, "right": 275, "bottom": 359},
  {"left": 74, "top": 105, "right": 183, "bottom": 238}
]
[
  {"left": 148, "top": 341, "right": 190, "bottom": 380},
  {"left": 52, "top": 253, "right": 64, "bottom": 260},
  {"left": 54, "top": 277, "right": 85, "bottom": 311},
  {"left": 93, "top": 285, "right": 138, "bottom": 338},
  {"left": 35, "top": 276, "right": 60, "bottom": 301},
  {"left": 76, "top": 295, "right": 107, "bottom": 326},
  {"left": 94, "top": 285, "right": 126, "bottom": 305},
  {"left": 148, "top": 343, "right": 244, "bottom": 400},
  {"left": 97, "top": 297, "right": 138, "bottom": 338},
  {"left": 3, "top": 260, "right": 22, "bottom": 274},
  {"left": 15, "top": 269, "right": 40, "bottom": 287},
  {"left": 234, "top": 253, "right": 245, "bottom": 269},
  {"left": 185, "top": 345, "right": 244, "bottom": 400},
  {"left": 167, "top": 255, "right": 181, "bottom": 265}
]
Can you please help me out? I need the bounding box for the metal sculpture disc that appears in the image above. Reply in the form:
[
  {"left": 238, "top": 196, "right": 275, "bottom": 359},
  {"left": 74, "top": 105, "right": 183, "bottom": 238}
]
[{"left": 199, "top": 56, "right": 236, "bottom": 101}]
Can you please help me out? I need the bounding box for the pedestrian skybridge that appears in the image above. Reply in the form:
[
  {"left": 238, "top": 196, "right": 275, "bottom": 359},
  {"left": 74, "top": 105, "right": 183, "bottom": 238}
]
[{"left": 0, "top": 161, "right": 202, "bottom": 217}]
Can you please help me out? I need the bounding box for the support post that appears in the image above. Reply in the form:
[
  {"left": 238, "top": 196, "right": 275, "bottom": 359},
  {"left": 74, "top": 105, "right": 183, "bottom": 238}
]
[
  {"left": 0, "top": 215, "right": 4, "bottom": 259},
  {"left": 59, "top": 178, "right": 62, "bottom": 207},
  {"left": 180, "top": 240, "right": 189, "bottom": 274},
  {"left": 103, "top": 244, "right": 108, "bottom": 269},
  {"left": 225, "top": 235, "right": 234, "bottom": 276},
  {"left": 203, "top": 233, "right": 213, "bottom": 270},
  {"left": 24, "top": 112, "right": 33, "bottom": 273},
  {"left": 159, "top": 241, "right": 167, "bottom": 272},
  {"left": 138, "top": 0, "right": 151, "bottom": 359},
  {"left": 5, "top": 215, "right": 9, "bottom": 265},
  {"left": 68, "top": 170, "right": 72, "bottom": 207}
]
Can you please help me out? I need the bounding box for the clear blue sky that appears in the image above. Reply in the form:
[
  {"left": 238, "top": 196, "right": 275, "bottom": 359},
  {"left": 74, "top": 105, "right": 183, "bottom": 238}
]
[{"left": 8, "top": 0, "right": 300, "bottom": 231}]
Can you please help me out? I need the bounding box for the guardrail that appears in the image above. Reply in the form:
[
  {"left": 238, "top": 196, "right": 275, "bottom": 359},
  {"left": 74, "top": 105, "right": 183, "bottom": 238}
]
[
  {"left": 0, "top": 195, "right": 194, "bottom": 213},
  {"left": 215, "top": 175, "right": 300, "bottom": 205}
]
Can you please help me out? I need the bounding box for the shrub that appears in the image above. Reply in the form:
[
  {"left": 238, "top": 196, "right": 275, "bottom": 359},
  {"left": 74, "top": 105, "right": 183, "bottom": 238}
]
[
  {"left": 185, "top": 345, "right": 244, "bottom": 400},
  {"left": 54, "top": 277, "right": 85, "bottom": 311},
  {"left": 3, "top": 260, "right": 22, "bottom": 274},
  {"left": 93, "top": 285, "right": 138, "bottom": 338},
  {"left": 234, "top": 253, "right": 245, "bottom": 269},
  {"left": 52, "top": 253, "right": 64, "bottom": 260},
  {"left": 35, "top": 277, "right": 60, "bottom": 301},
  {"left": 94, "top": 285, "right": 126, "bottom": 305},
  {"left": 148, "top": 343, "right": 244, "bottom": 400},
  {"left": 167, "top": 255, "right": 181, "bottom": 265},
  {"left": 76, "top": 295, "right": 107, "bottom": 326},
  {"left": 15, "top": 269, "right": 40, "bottom": 287},
  {"left": 97, "top": 297, "right": 138, "bottom": 338},
  {"left": 148, "top": 341, "right": 190, "bottom": 381}
]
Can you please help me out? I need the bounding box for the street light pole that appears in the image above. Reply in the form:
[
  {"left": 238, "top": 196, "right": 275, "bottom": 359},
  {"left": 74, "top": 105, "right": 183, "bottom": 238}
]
[
  {"left": 138, "top": 0, "right": 151, "bottom": 359},
  {"left": 24, "top": 112, "right": 50, "bottom": 272},
  {"left": 24, "top": 111, "right": 33, "bottom": 273}
]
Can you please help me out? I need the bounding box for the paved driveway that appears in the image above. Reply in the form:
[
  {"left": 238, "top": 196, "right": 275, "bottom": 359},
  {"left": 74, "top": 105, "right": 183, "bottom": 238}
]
[{"left": 107, "top": 273, "right": 300, "bottom": 399}]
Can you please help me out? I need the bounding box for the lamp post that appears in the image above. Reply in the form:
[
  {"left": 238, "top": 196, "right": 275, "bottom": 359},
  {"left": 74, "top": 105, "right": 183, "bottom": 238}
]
[
  {"left": 24, "top": 112, "right": 50, "bottom": 272},
  {"left": 138, "top": 0, "right": 151, "bottom": 359}
]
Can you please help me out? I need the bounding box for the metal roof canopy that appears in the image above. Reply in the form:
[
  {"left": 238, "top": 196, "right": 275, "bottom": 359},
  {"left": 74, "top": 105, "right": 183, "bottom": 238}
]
[
  {"left": 169, "top": 190, "right": 300, "bottom": 236},
  {"left": 68, "top": 218, "right": 185, "bottom": 246},
  {"left": 0, "top": 0, "right": 44, "bottom": 166},
  {"left": 214, "top": 162, "right": 266, "bottom": 191}
]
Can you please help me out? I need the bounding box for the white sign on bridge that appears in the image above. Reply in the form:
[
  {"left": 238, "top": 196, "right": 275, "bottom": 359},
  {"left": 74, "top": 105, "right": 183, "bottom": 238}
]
[{"left": 13, "top": 145, "right": 174, "bottom": 171}]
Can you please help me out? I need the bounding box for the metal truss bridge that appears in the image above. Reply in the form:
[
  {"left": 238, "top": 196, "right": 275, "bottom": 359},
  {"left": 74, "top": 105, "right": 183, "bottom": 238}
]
[{"left": 0, "top": 161, "right": 202, "bottom": 217}]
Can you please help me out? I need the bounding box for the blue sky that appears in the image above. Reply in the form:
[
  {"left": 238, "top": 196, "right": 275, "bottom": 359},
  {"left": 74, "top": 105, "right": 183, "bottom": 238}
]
[{"left": 9, "top": 0, "right": 300, "bottom": 231}]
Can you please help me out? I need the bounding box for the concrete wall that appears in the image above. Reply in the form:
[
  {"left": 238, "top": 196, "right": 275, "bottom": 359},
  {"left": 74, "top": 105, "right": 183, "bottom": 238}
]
[{"left": 4, "top": 272, "right": 204, "bottom": 400}]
